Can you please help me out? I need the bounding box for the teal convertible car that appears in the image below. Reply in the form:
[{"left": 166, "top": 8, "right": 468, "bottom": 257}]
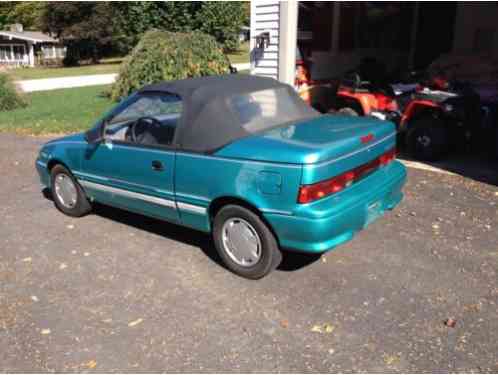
[{"left": 36, "top": 75, "right": 406, "bottom": 279}]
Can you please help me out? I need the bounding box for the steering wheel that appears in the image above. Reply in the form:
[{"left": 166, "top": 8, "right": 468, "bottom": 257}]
[{"left": 130, "top": 116, "right": 162, "bottom": 144}]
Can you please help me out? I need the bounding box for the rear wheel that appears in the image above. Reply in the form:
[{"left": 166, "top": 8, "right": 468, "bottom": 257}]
[
  {"left": 407, "top": 116, "right": 448, "bottom": 161},
  {"left": 50, "top": 164, "right": 92, "bottom": 217},
  {"left": 212, "top": 205, "right": 282, "bottom": 279},
  {"left": 337, "top": 107, "right": 359, "bottom": 116}
]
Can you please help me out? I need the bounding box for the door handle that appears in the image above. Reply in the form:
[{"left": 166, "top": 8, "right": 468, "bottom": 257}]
[{"left": 151, "top": 160, "right": 164, "bottom": 171}]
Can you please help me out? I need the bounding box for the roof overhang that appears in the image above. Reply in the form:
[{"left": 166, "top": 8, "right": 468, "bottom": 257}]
[{"left": 0, "top": 31, "right": 58, "bottom": 43}]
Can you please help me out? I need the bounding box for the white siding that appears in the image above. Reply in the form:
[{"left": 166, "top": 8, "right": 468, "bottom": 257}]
[{"left": 250, "top": 1, "right": 281, "bottom": 79}]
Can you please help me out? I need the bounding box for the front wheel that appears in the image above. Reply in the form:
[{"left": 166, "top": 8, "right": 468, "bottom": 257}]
[
  {"left": 50, "top": 164, "right": 92, "bottom": 217},
  {"left": 212, "top": 205, "right": 282, "bottom": 279},
  {"left": 406, "top": 117, "right": 448, "bottom": 161}
]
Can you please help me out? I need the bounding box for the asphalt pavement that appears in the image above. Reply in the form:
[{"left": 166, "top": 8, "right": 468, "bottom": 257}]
[{"left": 1, "top": 133, "right": 497, "bottom": 372}]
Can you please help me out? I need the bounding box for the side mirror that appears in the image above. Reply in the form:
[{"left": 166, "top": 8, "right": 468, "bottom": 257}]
[{"left": 85, "top": 121, "right": 105, "bottom": 144}]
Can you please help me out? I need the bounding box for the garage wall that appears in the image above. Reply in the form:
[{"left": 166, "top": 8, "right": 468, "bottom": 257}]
[
  {"left": 250, "top": 0, "right": 280, "bottom": 79},
  {"left": 452, "top": 3, "right": 498, "bottom": 58}
]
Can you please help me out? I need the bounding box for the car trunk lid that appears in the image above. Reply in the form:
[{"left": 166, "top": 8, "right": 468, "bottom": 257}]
[{"left": 216, "top": 115, "right": 396, "bottom": 183}]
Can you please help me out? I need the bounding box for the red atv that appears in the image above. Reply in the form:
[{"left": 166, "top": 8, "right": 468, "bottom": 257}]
[
  {"left": 334, "top": 68, "right": 494, "bottom": 161},
  {"left": 334, "top": 72, "right": 401, "bottom": 120}
]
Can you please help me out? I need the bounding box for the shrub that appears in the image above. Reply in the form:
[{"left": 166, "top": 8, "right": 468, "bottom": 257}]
[
  {"left": 110, "top": 30, "right": 230, "bottom": 101},
  {"left": 0, "top": 74, "right": 27, "bottom": 111}
]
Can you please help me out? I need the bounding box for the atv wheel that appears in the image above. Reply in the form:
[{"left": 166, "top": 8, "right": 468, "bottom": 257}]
[
  {"left": 338, "top": 107, "right": 359, "bottom": 116},
  {"left": 407, "top": 117, "right": 448, "bottom": 161}
]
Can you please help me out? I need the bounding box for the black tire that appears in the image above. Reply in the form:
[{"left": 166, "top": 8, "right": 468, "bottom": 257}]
[
  {"left": 50, "top": 164, "right": 92, "bottom": 217},
  {"left": 338, "top": 107, "right": 359, "bottom": 116},
  {"left": 212, "top": 205, "right": 282, "bottom": 279},
  {"left": 406, "top": 117, "right": 448, "bottom": 161}
]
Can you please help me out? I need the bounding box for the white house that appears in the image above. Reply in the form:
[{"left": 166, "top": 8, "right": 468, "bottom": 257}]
[{"left": 0, "top": 24, "right": 66, "bottom": 67}]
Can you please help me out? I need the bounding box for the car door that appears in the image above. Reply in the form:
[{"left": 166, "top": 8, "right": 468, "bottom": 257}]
[{"left": 80, "top": 93, "right": 182, "bottom": 223}]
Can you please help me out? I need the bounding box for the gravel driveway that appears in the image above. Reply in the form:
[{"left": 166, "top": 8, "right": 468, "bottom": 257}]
[{"left": 1, "top": 133, "right": 497, "bottom": 372}]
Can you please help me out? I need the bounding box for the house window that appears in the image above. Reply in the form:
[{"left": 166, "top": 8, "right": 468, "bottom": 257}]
[
  {"left": 0, "top": 44, "right": 25, "bottom": 61},
  {"left": 0, "top": 45, "right": 10, "bottom": 61},
  {"left": 13, "top": 45, "right": 25, "bottom": 61},
  {"left": 55, "top": 46, "right": 66, "bottom": 58},
  {"left": 41, "top": 45, "right": 55, "bottom": 59}
]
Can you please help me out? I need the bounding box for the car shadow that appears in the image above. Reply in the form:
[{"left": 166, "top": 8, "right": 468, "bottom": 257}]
[
  {"left": 42, "top": 188, "right": 320, "bottom": 273},
  {"left": 398, "top": 150, "right": 498, "bottom": 186}
]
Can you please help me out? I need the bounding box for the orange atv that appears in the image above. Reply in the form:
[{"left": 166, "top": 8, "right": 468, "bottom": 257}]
[{"left": 334, "top": 72, "right": 402, "bottom": 120}]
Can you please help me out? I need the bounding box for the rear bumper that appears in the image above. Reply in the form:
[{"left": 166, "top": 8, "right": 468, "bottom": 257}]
[{"left": 264, "top": 160, "right": 407, "bottom": 253}]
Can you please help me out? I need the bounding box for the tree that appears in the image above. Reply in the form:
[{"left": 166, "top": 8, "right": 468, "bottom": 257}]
[
  {"left": 195, "top": 2, "right": 247, "bottom": 52},
  {"left": 0, "top": 2, "right": 44, "bottom": 30},
  {"left": 39, "top": 2, "right": 115, "bottom": 63},
  {"left": 110, "top": 29, "right": 230, "bottom": 101},
  {"left": 111, "top": 2, "right": 201, "bottom": 54},
  {"left": 112, "top": 2, "right": 247, "bottom": 53}
]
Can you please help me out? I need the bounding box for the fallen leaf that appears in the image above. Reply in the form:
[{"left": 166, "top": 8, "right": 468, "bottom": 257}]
[
  {"left": 21, "top": 257, "right": 32, "bottom": 262},
  {"left": 324, "top": 323, "right": 335, "bottom": 333},
  {"left": 85, "top": 360, "right": 97, "bottom": 369},
  {"left": 280, "top": 319, "right": 289, "bottom": 328},
  {"left": 311, "top": 323, "right": 335, "bottom": 334},
  {"left": 383, "top": 354, "right": 399, "bottom": 365},
  {"left": 311, "top": 325, "right": 323, "bottom": 333},
  {"left": 128, "top": 318, "right": 143, "bottom": 327},
  {"left": 41, "top": 328, "right": 51, "bottom": 335}
]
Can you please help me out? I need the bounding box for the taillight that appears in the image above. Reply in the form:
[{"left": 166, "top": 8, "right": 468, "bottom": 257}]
[
  {"left": 379, "top": 148, "right": 396, "bottom": 165},
  {"left": 298, "top": 148, "right": 396, "bottom": 204}
]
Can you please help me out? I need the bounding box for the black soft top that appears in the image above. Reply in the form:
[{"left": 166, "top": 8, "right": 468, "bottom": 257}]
[{"left": 138, "top": 74, "right": 316, "bottom": 153}]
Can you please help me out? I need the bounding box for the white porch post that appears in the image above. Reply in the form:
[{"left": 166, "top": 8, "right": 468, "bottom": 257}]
[
  {"left": 278, "top": 0, "right": 298, "bottom": 85},
  {"left": 28, "top": 41, "right": 35, "bottom": 67}
]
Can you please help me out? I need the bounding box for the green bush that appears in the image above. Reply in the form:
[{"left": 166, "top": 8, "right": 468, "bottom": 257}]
[
  {"left": 110, "top": 30, "right": 230, "bottom": 101},
  {"left": 0, "top": 74, "right": 27, "bottom": 111}
]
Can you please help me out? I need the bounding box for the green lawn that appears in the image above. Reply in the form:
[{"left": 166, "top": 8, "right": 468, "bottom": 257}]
[
  {"left": 4, "top": 45, "right": 247, "bottom": 81},
  {"left": 0, "top": 85, "right": 113, "bottom": 135},
  {"left": 227, "top": 41, "right": 249, "bottom": 65},
  {"left": 5, "top": 60, "right": 122, "bottom": 81}
]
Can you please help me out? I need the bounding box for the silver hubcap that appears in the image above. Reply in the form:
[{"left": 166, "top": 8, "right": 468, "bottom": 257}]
[
  {"left": 54, "top": 173, "right": 77, "bottom": 209},
  {"left": 221, "top": 218, "right": 262, "bottom": 267}
]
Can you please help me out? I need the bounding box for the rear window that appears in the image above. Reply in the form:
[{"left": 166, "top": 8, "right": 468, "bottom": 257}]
[{"left": 229, "top": 87, "right": 318, "bottom": 133}]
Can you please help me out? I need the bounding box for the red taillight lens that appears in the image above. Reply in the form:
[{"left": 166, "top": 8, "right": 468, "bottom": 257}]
[
  {"left": 298, "top": 148, "right": 396, "bottom": 204},
  {"left": 379, "top": 148, "right": 396, "bottom": 165}
]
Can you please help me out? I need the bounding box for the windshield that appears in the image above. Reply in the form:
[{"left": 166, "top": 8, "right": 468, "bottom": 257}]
[
  {"left": 109, "top": 93, "right": 182, "bottom": 126},
  {"left": 229, "top": 86, "right": 319, "bottom": 133}
]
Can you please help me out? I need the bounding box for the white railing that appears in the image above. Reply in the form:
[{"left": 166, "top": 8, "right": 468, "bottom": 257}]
[{"left": 0, "top": 60, "right": 30, "bottom": 67}]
